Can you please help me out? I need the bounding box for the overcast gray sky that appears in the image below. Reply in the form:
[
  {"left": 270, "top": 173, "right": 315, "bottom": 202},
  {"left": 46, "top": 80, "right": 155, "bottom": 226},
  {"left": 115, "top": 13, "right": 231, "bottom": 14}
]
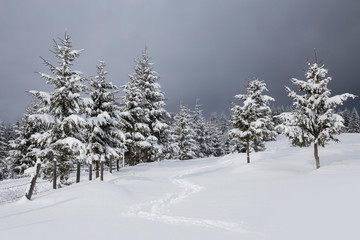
[{"left": 1, "top": 0, "right": 359, "bottom": 124}]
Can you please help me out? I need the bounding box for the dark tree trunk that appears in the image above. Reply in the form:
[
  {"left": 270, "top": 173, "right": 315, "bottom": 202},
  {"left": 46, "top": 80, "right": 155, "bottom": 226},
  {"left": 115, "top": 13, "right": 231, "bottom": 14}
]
[
  {"left": 254, "top": 138, "right": 258, "bottom": 152},
  {"left": 116, "top": 159, "right": 120, "bottom": 171},
  {"left": 25, "top": 162, "right": 41, "bottom": 200},
  {"left": 76, "top": 162, "right": 81, "bottom": 183},
  {"left": 96, "top": 161, "right": 99, "bottom": 178},
  {"left": 53, "top": 160, "right": 57, "bottom": 189},
  {"left": 89, "top": 164, "right": 92, "bottom": 181},
  {"left": 246, "top": 137, "right": 250, "bottom": 164},
  {"left": 314, "top": 143, "right": 320, "bottom": 169},
  {"left": 109, "top": 157, "right": 112, "bottom": 174},
  {"left": 100, "top": 162, "right": 104, "bottom": 181}
]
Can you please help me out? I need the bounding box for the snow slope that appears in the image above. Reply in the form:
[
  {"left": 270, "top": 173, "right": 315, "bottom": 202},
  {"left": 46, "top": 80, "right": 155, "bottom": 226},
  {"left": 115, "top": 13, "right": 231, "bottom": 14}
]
[{"left": 1, "top": 134, "right": 360, "bottom": 240}]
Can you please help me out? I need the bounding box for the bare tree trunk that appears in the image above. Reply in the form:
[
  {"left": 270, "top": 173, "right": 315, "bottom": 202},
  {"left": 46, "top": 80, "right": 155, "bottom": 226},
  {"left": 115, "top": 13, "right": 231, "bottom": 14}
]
[
  {"left": 53, "top": 160, "right": 57, "bottom": 189},
  {"left": 117, "top": 159, "right": 120, "bottom": 171},
  {"left": 76, "top": 161, "right": 81, "bottom": 183},
  {"left": 254, "top": 138, "right": 258, "bottom": 152},
  {"left": 246, "top": 137, "right": 250, "bottom": 164},
  {"left": 314, "top": 143, "right": 320, "bottom": 169},
  {"left": 25, "top": 162, "right": 41, "bottom": 200},
  {"left": 96, "top": 161, "right": 99, "bottom": 178},
  {"left": 109, "top": 157, "right": 112, "bottom": 174},
  {"left": 100, "top": 162, "right": 104, "bottom": 181},
  {"left": 89, "top": 164, "right": 92, "bottom": 181}
]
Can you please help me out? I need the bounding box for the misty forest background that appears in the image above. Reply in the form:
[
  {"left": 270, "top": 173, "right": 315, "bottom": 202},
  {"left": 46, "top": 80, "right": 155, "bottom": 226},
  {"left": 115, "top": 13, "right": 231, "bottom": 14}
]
[{"left": 0, "top": 33, "right": 359, "bottom": 185}]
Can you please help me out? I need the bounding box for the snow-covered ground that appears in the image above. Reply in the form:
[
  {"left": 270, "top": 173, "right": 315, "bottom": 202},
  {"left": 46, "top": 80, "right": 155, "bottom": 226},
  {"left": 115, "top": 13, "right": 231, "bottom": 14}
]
[{"left": 1, "top": 134, "right": 359, "bottom": 240}]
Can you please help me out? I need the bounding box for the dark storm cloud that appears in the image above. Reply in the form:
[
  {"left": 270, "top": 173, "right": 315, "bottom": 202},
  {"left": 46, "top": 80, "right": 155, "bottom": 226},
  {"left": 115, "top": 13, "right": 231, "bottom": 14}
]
[{"left": 1, "top": 0, "right": 359, "bottom": 123}]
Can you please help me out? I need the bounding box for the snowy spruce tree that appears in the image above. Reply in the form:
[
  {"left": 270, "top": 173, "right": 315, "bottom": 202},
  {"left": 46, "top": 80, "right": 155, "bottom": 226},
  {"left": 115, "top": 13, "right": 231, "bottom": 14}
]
[
  {"left": 206, "top": 113, "right": 224, "bottom": 157},
  {"left": 9, "top": 102, "right": 40, "bottom": 175},
  {"left": 29, "top": 33, "right": 87, "bottom": 186},
  {"left": 230, "top": 79, "right": 276, "bottom": 163},
  {"left": 87, "top": 61, "right": 127, "bottom": 180},
  {"left": 0, "top": 121, "right": 10, "bottom": 180},
  {"left": 173, "top": 103, "right": 198, "bottom": 160},
  {"left": 348, "top": 107, "right": 360, "bottom": 133},
  {"left": 192, "top": 99, "right": 209, "bottom": 158},
  {"left": 276, "top": 61, "right": 356, "bottom": 169},
  {"left": 219, "top": 113, "right": 231, "bottom": 155},
  {"left": 121, "top": 48, "right": 171, "bottom": 165},
  {"left": 340, "top": 108, "right": 351, "bottom": 133}
]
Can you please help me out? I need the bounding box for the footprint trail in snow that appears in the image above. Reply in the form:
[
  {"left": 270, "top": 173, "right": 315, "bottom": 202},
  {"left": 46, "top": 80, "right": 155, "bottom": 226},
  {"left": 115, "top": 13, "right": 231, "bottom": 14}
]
[{"left": 122, "top": 159, "right": 245, "bottom": 233}]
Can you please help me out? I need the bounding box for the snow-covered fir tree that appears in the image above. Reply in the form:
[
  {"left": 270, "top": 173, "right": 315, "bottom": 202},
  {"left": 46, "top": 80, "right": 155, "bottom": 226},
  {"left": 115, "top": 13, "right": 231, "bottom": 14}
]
[
  {"left": 276, "top": 61, "right": 356, "bottom": 169},
  {"left": 340, "top": 107, "right": 351, "bottom": 133},
  {"left": 4, "top": 124, "right": 17, "bottom": 143},
  {"left": 0, "top": 121, "right": 10, "bottom": 180},
  {"left": 219, "top": 113, "right": 231, "bottom": 155},
  {"left": 348, "top": 107, "right": 360, "bottom": 133},
  {"left": 230, "top": 79, "right": 276, "bottom": 163},
  {"left": 206, "top": 113, "right": 224, "bottom": 157},
  {"left": 29, "top": 33, "right": 87, "bottom": 186},
  {"left": 173, "top": 103, "right": 198, "bottom": 160},
  {"left": 121, "top": 48, "right": 171, "bottom": 165},
  {"left": 161, "top": 116, "right": 178, "bottom": 160},
  {"left": 9, "top": 102, "right": 39, "bottom": 175},
  {"left": 229, "top": 137, "right": 246, "bottom": 153},
  {"left": 87, "top": 61, "right": 127, "bottom": 178},
  {"left": 192, "top": 99, "right": 209, "bottom": 158}
]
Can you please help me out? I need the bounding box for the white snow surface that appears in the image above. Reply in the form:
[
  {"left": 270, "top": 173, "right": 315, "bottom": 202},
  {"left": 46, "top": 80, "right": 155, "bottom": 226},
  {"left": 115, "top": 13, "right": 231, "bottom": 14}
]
[{"left": 1, "top": 134, "right": 360, "bottom": 240}]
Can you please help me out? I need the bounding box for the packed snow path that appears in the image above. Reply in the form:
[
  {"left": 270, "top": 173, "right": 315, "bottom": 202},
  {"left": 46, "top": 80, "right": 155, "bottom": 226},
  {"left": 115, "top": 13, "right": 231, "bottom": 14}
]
[{"left": 123, "top": 159, "right": 244, "bottom": 233}]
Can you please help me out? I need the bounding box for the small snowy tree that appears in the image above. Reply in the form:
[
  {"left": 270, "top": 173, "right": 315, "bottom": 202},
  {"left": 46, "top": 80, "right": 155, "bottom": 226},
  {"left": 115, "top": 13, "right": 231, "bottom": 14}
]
[
  {"left": 230, "top": 79, "right": 276, "bottom": 163},
  {"left": 219, "top": 113, "right": 231, "bottom": 155},
  {"left": 0, "top": 121, "right": 9, "bottom": 180},
  {"left": 276, "top": 61, "right": 356, "bottom": 169},
  {"left": 121, "top": 47, "right": 171, "bottom": 165},
  {"left": 9, "top": 102, "right": 39, "bottom": 175},
  {"left": 340, "top": 108, "right": 351, "bottom": 133},
  {"left": 87, "top": 61, "right": 127, "bottom": 180},
  {"left": 173, "top": 103, "right": 198, "bottom": 160},
  {"left": 348, "top": 107, "right": 360, "bottom": 133},
  {"left": 206, "top": 113, "right": 224, "bottom": 157},
  {"left": 29, "top": 33, "right": 87, "bottom": 186},
  {"left": 192, "top": 99, "right": 209, "bottom": 158}
]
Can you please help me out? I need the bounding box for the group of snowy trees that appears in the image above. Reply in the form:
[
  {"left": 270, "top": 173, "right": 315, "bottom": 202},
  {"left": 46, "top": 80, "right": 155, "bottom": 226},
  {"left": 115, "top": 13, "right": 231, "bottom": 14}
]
[
  {"left": 171, "top": 101, "right": 228, "bottom": 161},
  {"left": 0, "top": 34, "right": 167, "bottom": 186},
  {"left": 229, "top": 59, "right": 356, "bottom": 169},
  {"left": 339, "top": 107, "right": 360, "bottom": 133},
  {"left": 0, "top": 33, "right": 230, "bottom": 184},
  {"left": 0, "top": 34, "right": 358, "bottom": 184}
]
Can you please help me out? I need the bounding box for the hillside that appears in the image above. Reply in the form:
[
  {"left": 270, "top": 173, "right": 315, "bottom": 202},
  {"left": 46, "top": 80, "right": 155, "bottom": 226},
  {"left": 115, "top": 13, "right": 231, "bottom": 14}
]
[{"left": 1, "top": 134, "right": 359, "bottom": 240}]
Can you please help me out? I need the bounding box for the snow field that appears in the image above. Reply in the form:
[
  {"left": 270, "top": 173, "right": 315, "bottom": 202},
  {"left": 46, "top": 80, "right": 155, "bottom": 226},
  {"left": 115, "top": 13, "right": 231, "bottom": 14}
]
[{"left": 0, "top": 134, "right": 360, "bottom": 240}]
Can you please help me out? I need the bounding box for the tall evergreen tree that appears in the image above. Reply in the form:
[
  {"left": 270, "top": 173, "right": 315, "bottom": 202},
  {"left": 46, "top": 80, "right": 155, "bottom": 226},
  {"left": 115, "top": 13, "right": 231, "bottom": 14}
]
[
  {"left": 87, "top": 61, "right": 127, "bottom": 179},
  {"left": 230, "top": 79, "right": 276, "bottom": 163},
  {"left": 121, "top": 48, "right": 171, "bottom": 165},
  {"left": 348, "top": 107, "right": 360, "bottom": 133},
  {"left": 29, "top": 33, "right": 87, "bottom": 186},
  {"left": 173, "top": 103, "right": 198, "bottom": 160},
  {"left": 276, "top": 61, "right": 356, "bottom": 169}
]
